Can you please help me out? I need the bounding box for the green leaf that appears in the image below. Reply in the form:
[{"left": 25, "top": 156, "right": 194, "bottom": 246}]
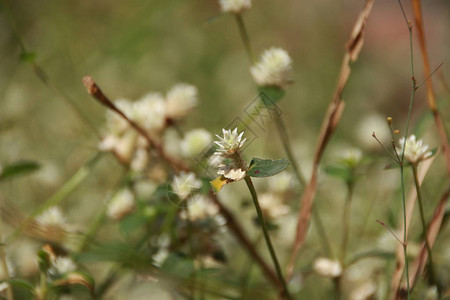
[
  {"left": 161, "top": 253, "right": 194, "bottom": 279},
  {"left": 119, "top": 213, "right": 148, "bottom": 237},
  {"left": 3, "top": 278, "right": 35, "bottom": 293},
  {"left": 0, "top": 161, "right": 40, "bottom": 180},
  {"left": 20, "top": 51, "right": 36, "bottom": 62},
  {"left": 259, "top": 87, "right": 285, "bottom": 106},
  {"left": 247, "top": 158, "right": 289, "bottom": 177},
  {"left": 324, "top": 165, "right": 353, "bottom": 182}
]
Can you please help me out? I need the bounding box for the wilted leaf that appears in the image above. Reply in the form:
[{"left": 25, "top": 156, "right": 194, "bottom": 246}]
[
  {"left": 0, "top": 161, "right": 40, "bottom": 180},
  {"left": 210, "top": 176, "right": 228, "bottom": 194},
  {"left": 247, "top": 158, "right": 289, "bottom": 177},
  {"left": 259, "top": 87, "right": 285, "bottom": 106},
  {"left": 53, "top": 271, "right": 95, "bottom": 293}
]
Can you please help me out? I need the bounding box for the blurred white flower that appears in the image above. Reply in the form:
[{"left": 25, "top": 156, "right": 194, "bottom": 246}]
[
  {"left": 171, "top": 172, "right": 202, "bottom": 200},
  {"left": 250, "top": 48, "right": 293, "bottom": 88},
  {"left": 313, "top": 257, "right": 342, "bottom": 278},
  {"left": 396, "top": 135, "right": 432, "bottom": 164},
  {"left": 105, "top": 99, "right": 134, "bottom": 135},
  {"left": 195, "top": 256, "right": 223, "bottom": 269},
  {"left": 268, "top": 172, "right": 294, "bottom": 193},
  {"left": 341, "top": 148, "right": 363, "bottom": 167},
  {"left": 259, "top": 193, "right": 290, "bottom": 219},
  {"left": 114, "top": 131, "right": 139, "bottom": 162},
  {"left": 49, "top": 256, "right": 77, "bottom": 275},
  {"left": 134, "top": 93, "right": 167, "bottom": 131},
  {"left": 180, "top": 196, "right": 219, "bottom": 221},
  {"left": 36, "top": 206, "right": 68, "bottom": 229},
  {"left": 214, "top": 128, "right": 246, "bottom": 155},
  {"left": 219, "top": 0, "right": 251, "bottom": 14},
  {"left": 181, "top": 129, "right": 212, "bottom": 157},
  {"left": 163, "top": 128, "right": 182, "bottom": 158},
  {"left": 165, "top": 83, "right": 198, "bottom": 120},
  {"left": 152, "top": 248, "right": 169, "bottom": 267},
  {"left": 130, "top": 147, "right": 150, "bottom": 172},
  {"left": 350, "top": 280, "right": 377, "bottom": 300},
  {"left": 107, "top": 188, "right": 135, "bottom": 221}
]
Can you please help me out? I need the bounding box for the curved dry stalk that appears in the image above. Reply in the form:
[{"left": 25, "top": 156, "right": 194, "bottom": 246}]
[
  {"left": 410, "top": 0, "right": 450, "bottom": 176},
  {"left": 286, "top": 0, "right": 375, "bottom": 280}
]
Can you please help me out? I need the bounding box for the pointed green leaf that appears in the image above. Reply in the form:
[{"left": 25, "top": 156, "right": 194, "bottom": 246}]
[
  {"left": 210, "top": 176, "right": 228, "bottom": 193},
  {"left": 324, "top": 165, "right": 353, "bottom": 182},
  {"left": 0, "top": 161, "right": 40, "bottom": 180},
  {"left": 247, "top": 158, "right": 289, "bottom": 177},
  {"left": 52, "top": 271, "right": 95, "bottom": 293},
  {"left": 3, "top": 278, "right": 35, "bottom": 293}
]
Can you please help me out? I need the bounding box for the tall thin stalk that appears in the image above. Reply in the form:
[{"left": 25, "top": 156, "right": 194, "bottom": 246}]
[{"left": 244, "top": 176, "right": 291, "bottom": 299}]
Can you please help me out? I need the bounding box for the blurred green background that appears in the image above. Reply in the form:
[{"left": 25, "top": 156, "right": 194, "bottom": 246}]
[{"left": 1, "top": 0, "right": 449, "bottom": 299}]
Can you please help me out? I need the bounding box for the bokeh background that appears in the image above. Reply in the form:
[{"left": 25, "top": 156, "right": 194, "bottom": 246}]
[{"left": 1, "top": 0, "right": 449, "bottom": 299}]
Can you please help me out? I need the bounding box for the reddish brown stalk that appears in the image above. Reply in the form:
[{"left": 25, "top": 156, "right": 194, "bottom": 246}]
[
  {"left": 82, "top": 77, "right": 282, "bottom": 292},
  {"left": 286, "top": 0, "right": 375, "bottom": 280},
  {"left": 389, "top": 157, "right": 434, "bottom": 300},
  {"left": 82, "top": 75, "right": 189, "bottom": 173},
  {"left": 410, "top": 0, "right": 450, "bottom": 176}
]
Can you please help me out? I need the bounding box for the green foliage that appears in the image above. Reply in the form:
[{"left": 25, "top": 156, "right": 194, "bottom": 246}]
[
  {"left": 247, "top": 158, "right": 289, "bottom": 177},
  {"left": 0, "top": 160, "right": 40, "bottom": 180},
  {"left": 259, "top": 87, "right": 286, "bottom": 106}
]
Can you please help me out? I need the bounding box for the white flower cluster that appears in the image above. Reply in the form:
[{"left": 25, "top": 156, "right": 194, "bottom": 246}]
[
  {"left": 99, "top": 83, "right": 199, "bottom": 170},
  {"left": 36, "top": 206, "right": 69, "bottom": 230},
  {"left": 107, "top": 188, "right": 136, "bottom": 221},
  {"left": 396, "top": 134, "right": 433, "bottom": 164},
  {"left": 219, "top": 0, "right": 251, "bottom": 14},
  {"left": 171, "top": 172, "right": 203, "bottom": 201},
  {"left": 313, "top": 257, "right": 342, "bottom": 278},
  {"left": 250, "top": 48, "right": 293, "bottom": 88},
  {"left": 180, "top": 196, "right": 219, "bottom": 221},
  {"left": 213, "top": 128, "right": 247, "bottom": 182},
  {"left": 49, "top": 256, "right": 77, "bottom": 275}
]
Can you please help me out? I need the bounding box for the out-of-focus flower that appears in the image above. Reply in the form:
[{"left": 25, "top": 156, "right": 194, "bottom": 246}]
[
  {"left": 0, "top": 257, "right": 15, "bottom": 293},
  {"left": 340, "top": 148, "right": 363, "bottom": 168},
  {"left": 396, "top": 135, "right": 433, "bottom": 164},
  {"left": 214, "top": 128, "right": 246, "bottom": 155},
  {"left": 195, "top": 256, "right": 224, "bottom": 269},
  {"left": 165, "top": 84, "right": 198, "bottom": 120},
  {"left": 259, "top": 193, "right": 290, "bottom": 219},
  {"left": 49, "top": 256, "right": 77, "bottom": 275},
  {"left": 163, "top": 128, "right": 182, "bottom": 158},
  {"left": 350, "top": 281, "right": 377, "bottom": 300},
  {"left": 130, "top": 147, "right": 150, "bottom": 172},
  {"left": 250, "top": 48, "right": 293, "bottom": 88},
  {"left": 36, "top": 207, "right": 68, "bottom": 229},
  {"left": 268, "top": 172, "right": 294, "bottom": 193},
  {"left": 105, "top": 99, "right": 134, "bottom": 135},
  {"left": 180, "top": 196, "right": 219, "bottom": 221},
  {"left": 219, "top": 0, "right": 251, "bottom": 14},
  {"left": 107, "top": 188, "right": 135, "bottom": 221},
  {"left": 356, "top": 114, "right": 390, "bottom": 150},
  {"left": 313, "top": 257, "right": 342, "bottom": 278},
  {"left": 134, "top": 93, "right": 167, "bottom": 131},
  {"left": 181, "top": 129, "right": 212, "bottom": 157},
  {"left": 171, "top": 172, "right": 202, "bottom": 200}
]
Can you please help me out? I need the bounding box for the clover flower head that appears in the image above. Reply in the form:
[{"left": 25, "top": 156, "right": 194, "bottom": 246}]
[
  {"left": 107, "top": 188, "right": 135, "bottom": 221},
  {"left": 180, "top": 196, "right": 219, "bottom": 221},
  {"left": 250, "top": 47, "right": 293, "bottom": 88},
  {"left": 313, "top": 257, "right": 342, "bottom": 278},
  {"left": 36, "top": 206, "right": 67, "bottom": 228},
  {"left": 341, "top": 148, "right": 363, "bottom": 168},
  {"left": 134, "top": 93, "right": 167, "bottom": 131},
  {"left": 166, "top": 83, "right": 198, "bottom": 120},
  {"left": 181, "top": 128, "right": 212, "bottom": 158},
  {"left": 171, "top": 172, "right": 202, "bottom": 200},
  {"left": 218, "top": 166, "right": 247, "bottom": 181},
  {"left": 214, "top": 128, "right": 246, "bottom": 155},
  {"left": 396, "top": 135, "right": 433, "bottom": 164},
  {"left": 219, "top": 0, "right": 251, "bottom": 14}
]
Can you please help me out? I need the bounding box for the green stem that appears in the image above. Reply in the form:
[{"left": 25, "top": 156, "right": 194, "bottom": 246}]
[
  {"left": 244, "top": 176, "right": 290, "bottom": 299},
  {"left": 312, "top": 203, "right": 333, "bottom": 258},
  {"left": 234, "top": 14, "right": 255, "bottom": 63},
  {"left": 399, "top": 165, "right": 411, "bottom": 300},
  {"left": 340, "top": 183, "right": 354, "bottom": 265},
  {"left": 411, "top": 164, "right": 441, "bottom": 296}
]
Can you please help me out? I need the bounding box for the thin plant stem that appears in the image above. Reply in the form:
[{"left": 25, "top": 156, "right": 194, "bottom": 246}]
[
  {"left": 234, "top": 14, "right": 255, "bottom": 63},
  {"left": 244, "top": 176, "right": 290, "bottom": 299},
  {"left": 411, "top": 164, "right": 441, "bottom": 296},
  {"left": 341, "top": 183, "right": 354, "bottom": 265},
  {"left": 312, "top": 203, "right": 333, "bottom": 258}
]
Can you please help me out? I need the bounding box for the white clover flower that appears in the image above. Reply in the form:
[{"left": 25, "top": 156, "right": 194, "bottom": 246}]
[
  {"left": 396, "top": 135, "right": 433, "bottom": 164},
  {"left": 114, "top": 131, "right": 139, "bottom": 162},
  {"left": 49, "top": 256, "right": 77, "bottom": 275},
  {"left": 180, "top": 196, "right": 219, "bottom": 221},
  {"left": 214, "top": 128, "right": 246, "bottom": 155},
  {"left": 250, "top": 48, "right": 293, "bottom": 88},
  {"left": 171, "top": 172, "right": 202, "bottom": 200},
  {"left": 259, "top": 193, "right": 290, "bottom": 219},
  {"left": 134, "top": 93, "right": 166, "bottom": 131},
  {"left": 165, "top": 83, "right": 198, "bottom": 120},
  {"left": 36, "top": 206, "right": 68, "bottom": 228},
  {"left": 313, "top": 257, "right": 342, "bottom": 278},
  {"left": 107, "top": 188, "right": 135, "bottom": 221},
  {"left": 181, "top": 129, "right": 212, "bottom": 157},
  {"left": 130, "top": 147, "right": 150, "bottom": 172},
  {"left": 219, "top": 0, "right": 251, "bottom": 14},
  {"left": 218, "top": 167, "right": 247, "bottom": 181},
  {"left": 163, "top": 128, "right": 182, "bottom": 158}
]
